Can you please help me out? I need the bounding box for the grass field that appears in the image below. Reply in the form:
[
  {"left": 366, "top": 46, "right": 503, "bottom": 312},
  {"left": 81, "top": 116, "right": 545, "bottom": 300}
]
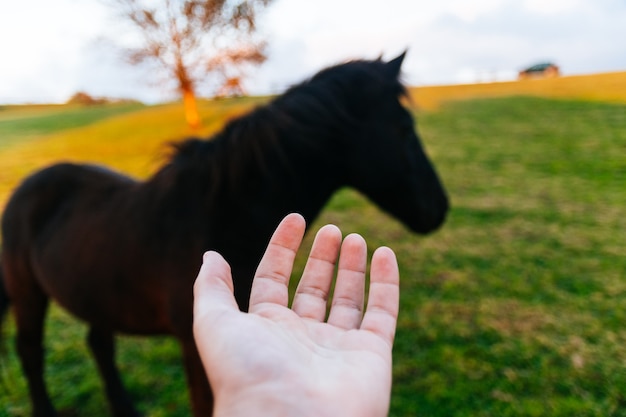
[
  {"left": 0, "top": 103, "right": 144, "bottom": 150},
  {"left": 1, "top": 74, "right": 625, "bottom": 416}
]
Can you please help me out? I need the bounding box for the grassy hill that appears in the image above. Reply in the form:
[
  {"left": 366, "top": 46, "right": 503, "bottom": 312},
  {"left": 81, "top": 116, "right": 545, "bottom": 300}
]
[
  {"left": 0, "top": 98, "right": 262, "bottom": 208},
  {"left": 410, "top": 70, "right": 626, "bottom": 110},
  {"left": 0, "top": 103, "right": 144, "bottom": 149},
  {"left": 1, "top": 74, "right": 625, "bottom": 416}
]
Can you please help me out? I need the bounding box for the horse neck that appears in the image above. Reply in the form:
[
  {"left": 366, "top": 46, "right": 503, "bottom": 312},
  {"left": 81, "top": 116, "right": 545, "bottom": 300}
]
[
  {"left": 145, "top": 93, "right": 350, "bottom": 256},
  {"left": 221, "top": 128, "right": 344, "bottom": 223}
]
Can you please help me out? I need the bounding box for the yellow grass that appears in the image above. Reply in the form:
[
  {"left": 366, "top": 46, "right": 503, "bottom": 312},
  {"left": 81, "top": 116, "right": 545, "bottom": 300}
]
[
  {"left": 410, "top": 71, "right": 626, "bottom": 110},
  {"left": 0, "top": 99, "right": 258, "bottom": 208}
]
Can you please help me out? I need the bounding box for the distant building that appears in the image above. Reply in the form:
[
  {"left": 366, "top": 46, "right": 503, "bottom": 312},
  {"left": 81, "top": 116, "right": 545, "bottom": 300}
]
[{"left": 518, "top": 63, "right": 560, "bottom": 80}]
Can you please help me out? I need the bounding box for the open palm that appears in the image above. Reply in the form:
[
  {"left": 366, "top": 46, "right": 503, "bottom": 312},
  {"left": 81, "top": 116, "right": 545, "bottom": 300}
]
[{"left": 193, "top": 213, "right": 400, "bottom": 417}]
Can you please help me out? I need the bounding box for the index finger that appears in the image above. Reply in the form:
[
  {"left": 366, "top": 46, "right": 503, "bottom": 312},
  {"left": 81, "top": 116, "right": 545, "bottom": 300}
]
[{"left": 249, "top": 213, "right": 307, "bottom": 313}]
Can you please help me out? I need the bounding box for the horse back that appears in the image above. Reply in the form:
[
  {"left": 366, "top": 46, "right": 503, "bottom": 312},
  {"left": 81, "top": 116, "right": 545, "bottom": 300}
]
[{"left": 1, "top": 163, "right": 135, "bottom": 251}]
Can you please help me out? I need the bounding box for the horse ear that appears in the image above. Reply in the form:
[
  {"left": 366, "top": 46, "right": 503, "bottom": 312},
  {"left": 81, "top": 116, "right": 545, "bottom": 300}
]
[{"left": 385, "top": 50, "right": 407, "bottom": 78}]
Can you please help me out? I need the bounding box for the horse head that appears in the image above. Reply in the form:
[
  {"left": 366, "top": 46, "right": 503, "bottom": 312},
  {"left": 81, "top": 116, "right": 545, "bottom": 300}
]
[{"left": 316, "top": 52, "right": 449, "bottom": 234}]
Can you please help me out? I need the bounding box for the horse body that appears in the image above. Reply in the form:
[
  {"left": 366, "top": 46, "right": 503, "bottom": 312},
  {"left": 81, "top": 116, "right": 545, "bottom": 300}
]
[
  {"left": 4, "top": 164, "right": 177, "bottom": 333},
  {"left": 0, "top": 52, "right": 448, "bottom": 417}
]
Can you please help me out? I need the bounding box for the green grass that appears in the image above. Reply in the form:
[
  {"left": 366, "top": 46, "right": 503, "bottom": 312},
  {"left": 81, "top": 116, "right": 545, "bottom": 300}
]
[
  {"left": 380, "top": 97, "right": 626, "bottom": 417},
  {"left": 1, "top": 96, "right": 626, "bottom": 416}
]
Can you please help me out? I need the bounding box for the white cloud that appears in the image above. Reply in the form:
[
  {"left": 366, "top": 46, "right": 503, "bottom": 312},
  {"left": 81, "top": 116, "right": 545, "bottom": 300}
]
[
  {"left": 0, "top": 0, "right": 110, "bottom": 102},
  {"left": 446, "top": 0, "right": 503, "bottom": 22},
  {"left": 523, "top": 0, "right": 584, "bottom": 15}
]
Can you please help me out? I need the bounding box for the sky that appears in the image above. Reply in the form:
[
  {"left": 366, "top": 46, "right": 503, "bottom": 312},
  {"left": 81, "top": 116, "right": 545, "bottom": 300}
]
[{"left": 1, "top": 0, "right": 626, "bottom": 104}]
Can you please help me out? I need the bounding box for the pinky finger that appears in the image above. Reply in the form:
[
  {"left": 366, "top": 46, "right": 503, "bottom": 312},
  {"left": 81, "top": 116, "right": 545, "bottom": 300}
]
[{"left": 360, "top": 247, "right": 399, "bottom": 347}]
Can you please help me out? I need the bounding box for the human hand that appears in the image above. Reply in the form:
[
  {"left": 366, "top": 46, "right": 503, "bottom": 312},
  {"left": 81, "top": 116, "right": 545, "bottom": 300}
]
[{"left": 193, "top": 213, "right": 399, "bottom": 417}]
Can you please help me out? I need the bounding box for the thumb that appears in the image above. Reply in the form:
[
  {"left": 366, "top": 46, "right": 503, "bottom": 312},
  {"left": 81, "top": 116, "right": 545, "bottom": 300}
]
[{"left": 193, "top": 251, "right": 239, "bottom": 321}]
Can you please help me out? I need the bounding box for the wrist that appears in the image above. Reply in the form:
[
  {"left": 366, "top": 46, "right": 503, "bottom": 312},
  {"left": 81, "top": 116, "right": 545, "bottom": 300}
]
[
  {"left": 212, "top": 380, "right": 390, "bottom": 417},
  {"left": 213, "top": 383, "right": 313, "bottom": 417}
]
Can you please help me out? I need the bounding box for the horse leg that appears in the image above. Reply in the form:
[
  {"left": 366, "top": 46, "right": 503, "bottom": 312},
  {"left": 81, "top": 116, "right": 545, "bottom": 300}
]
[
  {"left": 180, "top": 338, "right": 214, "bottom": 416},
  {"left": 87, "top": 327, "right": 140, "bottom": 417},
  {"left": 12, "top": 288, "right": 56, "bottom": 417}
]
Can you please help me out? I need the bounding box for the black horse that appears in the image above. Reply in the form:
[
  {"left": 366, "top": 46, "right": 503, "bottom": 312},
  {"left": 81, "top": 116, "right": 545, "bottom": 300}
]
[{"left": 0, "top": 52, "right": 448, "bottom": 417}]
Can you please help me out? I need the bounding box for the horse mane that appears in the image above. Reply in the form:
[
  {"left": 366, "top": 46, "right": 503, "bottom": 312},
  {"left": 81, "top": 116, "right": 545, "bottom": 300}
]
[
  {"left": 307, "top": 58, "right": 408, "bottom": 99},
  {"left": 153, "top": 57, "right": 408, "bottom": 203}
]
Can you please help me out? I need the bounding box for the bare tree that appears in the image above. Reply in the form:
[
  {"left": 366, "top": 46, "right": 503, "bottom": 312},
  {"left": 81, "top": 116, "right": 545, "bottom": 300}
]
[{"left": 105, "top": 0, "right": 273, "bottom": 128}]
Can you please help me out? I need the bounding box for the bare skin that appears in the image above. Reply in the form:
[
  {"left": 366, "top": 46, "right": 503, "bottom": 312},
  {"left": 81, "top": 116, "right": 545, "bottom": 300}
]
[{"left": 193, "top": 213, "right": 400, "bottom": 417}]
